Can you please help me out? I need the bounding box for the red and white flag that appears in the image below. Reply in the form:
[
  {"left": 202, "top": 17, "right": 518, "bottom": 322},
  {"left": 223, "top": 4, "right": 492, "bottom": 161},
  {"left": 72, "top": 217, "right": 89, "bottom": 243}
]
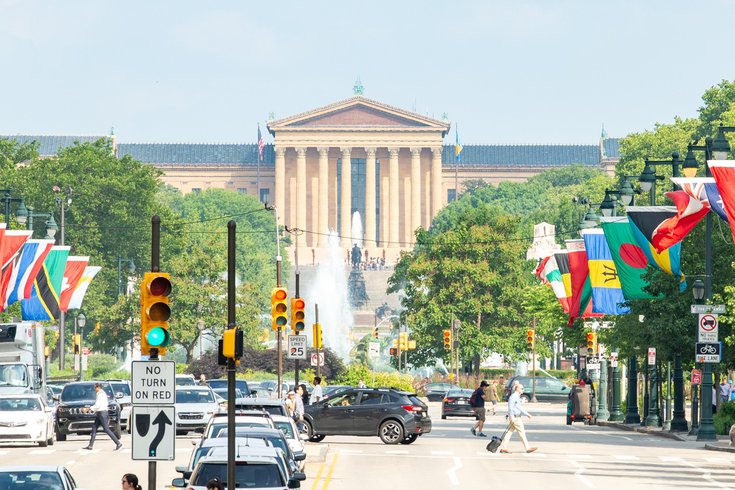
[
  {"left": 708, "top": 160, "right": 735, "bottom": 244},
  {"left": 66, "top": 266, "right": 101, "bottom": 311},
  {"left": 59, "top": 256, "right": 89, "bottom": 312}
]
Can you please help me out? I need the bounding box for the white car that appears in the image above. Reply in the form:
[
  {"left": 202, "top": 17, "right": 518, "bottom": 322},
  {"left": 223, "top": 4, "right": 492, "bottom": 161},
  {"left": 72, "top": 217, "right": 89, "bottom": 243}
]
[
  {"left": 106, "top": 380, "right": 132, "bottom": 432},
  {"left": 202, "top": 412, "right": 275, "bottom": 439},
  {"left": 174, "top": 387, "right": 219, "bottom": 434},
  {"left": 271, "top": 415, "right": 306, "bottom": 471},
  {"left": 0, "top": 465, "right": 81, "bottom": 489},
  {"left": 175, "top": 436, "right": 271, "bottom": 479},
  {"left": 0, "top": 395, "right": 55, "bottom": 447}
]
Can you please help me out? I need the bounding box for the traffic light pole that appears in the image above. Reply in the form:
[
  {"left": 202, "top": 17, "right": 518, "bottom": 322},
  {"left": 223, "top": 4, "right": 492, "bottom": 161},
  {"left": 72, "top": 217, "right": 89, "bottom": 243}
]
[
  {"left": 294, "top": 273, "right": 300, "bottom": 387},
  {"left": 227, "top": 220, "right": 237, "bottom": 490},
  {"left": 275, "top": 207, "right": 283, "bottom": 400},
  {"left": 315, "top": 304, "right": 321, "bottom": 378},
  {"left": 148, "top": 215, "right": 160, "bottom": 490}
]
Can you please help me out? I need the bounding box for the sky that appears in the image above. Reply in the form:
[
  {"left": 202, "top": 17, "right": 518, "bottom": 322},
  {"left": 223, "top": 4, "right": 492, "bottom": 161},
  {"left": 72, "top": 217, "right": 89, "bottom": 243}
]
[{"left": 2, "top": 0, "right": 735, "bottom": 146}]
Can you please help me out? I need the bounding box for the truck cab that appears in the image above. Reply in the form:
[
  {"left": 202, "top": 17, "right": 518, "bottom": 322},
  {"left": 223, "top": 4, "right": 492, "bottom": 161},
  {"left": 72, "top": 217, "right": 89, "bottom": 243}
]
[{"left": 0, "top": 323, "right": 46, "bottom": 396}]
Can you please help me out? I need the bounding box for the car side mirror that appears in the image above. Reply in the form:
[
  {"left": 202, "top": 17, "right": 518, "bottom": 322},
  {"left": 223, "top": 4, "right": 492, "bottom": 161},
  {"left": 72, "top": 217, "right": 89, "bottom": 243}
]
[
  {"left": 288, "top": 480, "right": 299, "bottom": 489},
  {"left": 292, "top": 471, "right": 306, "bottom": 481},
  {"left": 293, "top": 451, "right": 306, "bottom": 461},
  {"left": 116, "top": 393, "right": 124, "bottom": 399},
  {"left": 52, "top": 395, "right": 59, "bottom": 401},
  {"left": 175, "top": 465, "right": 187, "bottom": 474},
  {"left": 171, "top": 478, "right": 187, "bottom": 488}
]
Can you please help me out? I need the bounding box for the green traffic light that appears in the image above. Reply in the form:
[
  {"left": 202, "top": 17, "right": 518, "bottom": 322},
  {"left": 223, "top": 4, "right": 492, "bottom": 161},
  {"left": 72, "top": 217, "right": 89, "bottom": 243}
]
[{"left": 147, "top": 327, "right": 170, "bottom": 347}]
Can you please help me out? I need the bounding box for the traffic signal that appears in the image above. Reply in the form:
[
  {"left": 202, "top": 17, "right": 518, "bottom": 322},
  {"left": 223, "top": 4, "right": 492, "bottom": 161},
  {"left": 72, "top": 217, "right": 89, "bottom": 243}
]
[
  {"left": 271, "top": 287, "right": 288, "bottom": 330},
  {"left": 291, "top": 297, "right": 306, "bottom": 333},
  {"left": 526, "top": 329, "right": 535, "bottom": 351},
  {"left": 399, "top": 332, "right": 408, "bottom": 350},
  {"left": 443, "top": 329, "right": 451, "bottom": 350},
  {"left": 586, "top": 332, "right": 597, "bottom": 355},
  {"left": 389, "top": 347, "right": 397, "bottom": 356},
  {"left": 73, "top": 334, "right": 81, "bottom": 355},
  {"left": 312, "top": 323, "right": 322, "bottom": 349},
  {"left": 222, "top": 327, "right": 243, "bottom": 360},
  {"left": 408, "top": 340, "right": 416, "bottom": 350},
  {"left": 372, "top": 327, "right": 379, "bottom": 339},
  {"left": 140, "top": 272, "right": 172, "bottom": 356}
]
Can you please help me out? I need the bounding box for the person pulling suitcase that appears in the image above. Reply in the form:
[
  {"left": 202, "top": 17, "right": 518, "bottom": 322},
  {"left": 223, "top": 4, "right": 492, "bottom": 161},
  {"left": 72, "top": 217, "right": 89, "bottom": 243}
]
[{"left": 497, "top": 383, "right": 537, "bottom": 454}]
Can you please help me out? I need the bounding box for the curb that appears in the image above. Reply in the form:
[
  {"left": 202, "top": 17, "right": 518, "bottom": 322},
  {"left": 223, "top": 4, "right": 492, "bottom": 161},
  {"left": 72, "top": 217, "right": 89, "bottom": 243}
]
[
  {"left": 305, "top": 443, "right": 330, "bottom": 463},
  {"left": 704, "top": 443, "right": 735, "bottom": 453},
  {"left": 597, "top": 421, "right": 687, "bottom": 441}
]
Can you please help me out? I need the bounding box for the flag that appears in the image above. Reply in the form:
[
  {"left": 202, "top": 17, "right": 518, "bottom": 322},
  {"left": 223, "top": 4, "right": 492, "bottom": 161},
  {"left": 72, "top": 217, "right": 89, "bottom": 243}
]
[
  {"left": 59, "top": 256, "right": 89, "bottom": 312},
  {"left": 626, "top": 206, "right": 677, "bottom": 252},
  {"left": 599, "top": 218, "right": 655, "bottom": 299},
  {"left": 21, "top": 246, "right": 70, "bottom": 321},
  {"left": 565, "top": 239, "right": 593, "bottom": 319},
  {"left": 455, "top": 124, "right": 463, "bottom": 162},
  {"left": 581, "top": 228, "right": 630, "bottom": 315},
  {"left": 538, "top": 255, "right": 570, "bottom": 313},
  {"left": 66, "top": 266, "right": 101, "bottom": 310},
  {"left": 708, "top": 160, "right": 735, "bottom": 244},
  {"left": 4, "top": 239, "right": 54, "bottom": 308},
  {"left": 534, "top": 256, "right": 550, "bottom": 284},
  {"left": 553, "top": 251, "right": 573, "bottom": 313},
  {"left": 0, "top": 230, "right": 33, "bottom": 310},
  {"left": 628, "top": 219, "right": 686, "bottom": 291},
  {"left": 257, "top": 123, "right": 265, "bottom": 162},
  {"left": 671, "top": 177, "right": 728, "bottom": 223}
]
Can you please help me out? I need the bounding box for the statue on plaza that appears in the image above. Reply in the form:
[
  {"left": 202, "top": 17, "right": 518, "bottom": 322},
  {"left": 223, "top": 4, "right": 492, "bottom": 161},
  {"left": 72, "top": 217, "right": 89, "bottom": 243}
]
[{"left": 351, "top": 243, "right": 362, "bottom": 270}]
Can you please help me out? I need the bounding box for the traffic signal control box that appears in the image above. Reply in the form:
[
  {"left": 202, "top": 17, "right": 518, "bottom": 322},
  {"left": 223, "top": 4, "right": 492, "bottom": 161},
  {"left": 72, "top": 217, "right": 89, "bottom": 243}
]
[
  {"left": 312, "top": 323, "right": 322, "bottom": 349},
  {"left": 140, "top": 272, "right": 172, "bottom": 356}
]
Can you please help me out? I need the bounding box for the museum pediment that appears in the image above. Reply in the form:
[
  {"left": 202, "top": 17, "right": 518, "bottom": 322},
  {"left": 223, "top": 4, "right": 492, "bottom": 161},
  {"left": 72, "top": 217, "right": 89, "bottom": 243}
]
[{"left": 267, "top": 96, "right": 449, "bottom": 134}]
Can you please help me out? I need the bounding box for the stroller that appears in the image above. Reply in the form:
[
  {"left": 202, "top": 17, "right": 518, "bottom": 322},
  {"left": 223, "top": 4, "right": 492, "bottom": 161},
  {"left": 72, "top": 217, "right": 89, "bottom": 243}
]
[{"left": 566, "top": 383, "right": 596, "bottom": 425}]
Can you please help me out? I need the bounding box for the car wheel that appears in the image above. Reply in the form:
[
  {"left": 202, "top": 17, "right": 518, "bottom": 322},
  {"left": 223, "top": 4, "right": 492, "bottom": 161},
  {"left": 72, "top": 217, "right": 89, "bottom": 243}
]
[
  {"left": 55, "top": 430, "right": 66, "bottom": 442},
  {"left": 305, "top": 421, "right": 325, "bottom": 443},
  {"left": 39, "top": 438, "right": 48, "bottom": 447},
  {"left": 48, "top": 435, "right": 54, "bottom": 446},
  {"left": 399, "top": 434, "right": 418, "bottom": 445},
  {"left": 114, "top": 420, "right": 122, "bottom": 439},
  {"left": 520, "top": 394, "right": 530, "bottom": 403},
  {"left": 379, "top": 420, "right": 404, "bottom": 445},
  {"left": 441, "top": 414, "right": 447, "bottom": 420}
]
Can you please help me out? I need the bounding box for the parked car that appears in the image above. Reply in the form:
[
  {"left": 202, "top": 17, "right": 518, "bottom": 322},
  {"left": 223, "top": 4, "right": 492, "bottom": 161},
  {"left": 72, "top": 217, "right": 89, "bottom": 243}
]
[
  {"left": 304, "top": 387, "right": 431, "bottom": 445},
  {"left": 175, "top": 436, "right": 272, "bottom": 481},
  {"left": 207, "top": 378, "right": 251, "bottom": 398},
  {"left": 202, "top": 412, "right": 275, "bottom": 438},
  {"left": 212, "top": 427, "right": 305, "bottom": 477},
  {"left": 55, "top": 381, "right": 121, "bottom": 441},
  {"left": 233, "top": 398, "right": 289, "bottom": 417},
  {"left": 175, "top": 374, "right": 196, "bottom": 386},
  {"left": 106, "top": 379, "right": 132, "bottom": 432},
  {"left": 503, "top": 375, "right": 571, "bottom": 402},
  {"left": 258, "top": 380, "right": 290, "bottom": 399},
  {"left": 424, "top": 382, "right": 458, "bottom": 402},
  {"left": 0, "top": 465, "right": 80, "bottom": 489},
  {"left": 440, "top": 388, "right": 476, "bottom": 419},
  {"left": 0, "top": 394, "right": 55, "bottom": 446},
  {"left": 271, "top": 415, "right": 306, "bottom": 471},
  {"left": 174, "top": 386, "right": 219, "bottom": 434}
]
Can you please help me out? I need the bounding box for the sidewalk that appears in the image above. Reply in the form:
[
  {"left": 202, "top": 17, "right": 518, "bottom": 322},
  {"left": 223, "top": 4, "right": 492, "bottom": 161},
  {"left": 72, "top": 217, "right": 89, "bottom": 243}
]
[{"left": 598, "top": 420, "right": 735, "bottom": 451}]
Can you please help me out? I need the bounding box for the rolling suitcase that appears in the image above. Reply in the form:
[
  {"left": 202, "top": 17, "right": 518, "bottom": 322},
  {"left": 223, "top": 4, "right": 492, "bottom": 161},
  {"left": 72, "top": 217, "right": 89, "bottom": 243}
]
[{"left": 486, "top": 420, "right": 512, "bottom": 453}]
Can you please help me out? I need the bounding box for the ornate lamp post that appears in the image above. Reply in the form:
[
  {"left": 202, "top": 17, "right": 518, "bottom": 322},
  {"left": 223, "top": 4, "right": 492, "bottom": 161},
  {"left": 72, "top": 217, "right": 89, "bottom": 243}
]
[
  {"left": 0, "top": 190, "right": 26, "bottom": 224},
  {"left": 75, "top": 312, "right": 86, "bottom": 379},
  {"left": 116, "top": 258, "right": 136, "bottom": 296}
]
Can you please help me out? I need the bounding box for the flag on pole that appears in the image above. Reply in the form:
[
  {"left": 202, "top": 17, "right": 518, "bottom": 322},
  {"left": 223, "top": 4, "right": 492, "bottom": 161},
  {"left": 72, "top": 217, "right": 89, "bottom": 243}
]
[
  {"left": 0, "top": 230, "right": 33, "bottom": 310},
  {"left": 565, "top": 239, "right": 593, "bottom": 319},
  {"left": 4, "top": 239, "right": 54, "bottom": 307},
  {"left": 257, "top": 123, "right": 265, "bottom": 162},
  {"left": 599, "top": 218, "right": 656, "bottom": 299},
  {"left": 626, "top": 206, "right": 677, "bottom": 252},
  {"left": 671, "top": 177, "right": 728, "bottom": 223},
  {"left": 66, "top": 266, "right": 101, "bottom": 311},
  {"left": 537, "top": 255, "right": 570, "bottom": 313},
  {"left": 455, "top": 125, "right": 463, "bottom": 162},
  {"left": 707, "top": 160, "right": 735, "bottom": 244},
  {"left": 21, "top": 246, "right": 70, "bottom": 321},
  {"left": 581, "top": 228, "right": 630, "bottom": 315},
  {"left": 59, "top": 256, "right": 89, "bottom": 312}
]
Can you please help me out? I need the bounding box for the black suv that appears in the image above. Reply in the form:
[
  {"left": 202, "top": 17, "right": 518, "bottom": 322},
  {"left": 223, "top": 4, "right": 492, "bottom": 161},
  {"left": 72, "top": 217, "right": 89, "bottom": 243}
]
[
  {"left": 304, "top": 388, "right": 431, "bottom": 445},
  {"left": 55, "top": 381, "right": 121, "bottom": 441}
]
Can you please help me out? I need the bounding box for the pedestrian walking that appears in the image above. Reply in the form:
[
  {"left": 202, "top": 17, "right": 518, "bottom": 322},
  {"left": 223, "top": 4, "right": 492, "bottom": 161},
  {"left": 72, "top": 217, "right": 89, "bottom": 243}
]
[
  {"left": 83, "top": 383, "right": 123, "bottom": 451},
  {"left": 285, "top": 390, "right": 296, "bottom": 418},
  {"left": 498, "top": 383, "right": 537, "bottom": 454},
  {"left": 487, "top": 380, "right": 499, "bottom": 415},
  {"left": 719, "top": 379, "right": 731, "bottom": 404},
  {"left": 294, "top": 385, "right": 306, "bottom": 431},
  {"left": 311, "top": 376, "right": 323, "bottom": 404},
  {"left": 299, "top": 383, "right": 310, "bottom": 407},
  {"left": 206, "top": 478, "right": 224, "bottom": 490},
  {"left": 470, "top": 380, "right": 489, "bottom": 437},
  {"left": 121, "top": 473, "right": 142, "bottom": 490}
]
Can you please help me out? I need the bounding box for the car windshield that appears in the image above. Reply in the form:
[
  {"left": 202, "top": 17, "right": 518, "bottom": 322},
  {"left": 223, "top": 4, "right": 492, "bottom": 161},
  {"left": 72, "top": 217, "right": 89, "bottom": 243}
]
[
  {"left": 214, "top": 431, "right": 290, "bottom": 456},
  {"left": 207, "top": 421, "right": 271, "bottom": 437},
  {"left": 176, "top": 376, "right": 195, "bottom": 386},
  {"left": 0, "top": 397, "right": 42, "bottom": 411},
  {"left": 61, "top": 383, "right": 113, "bottom": 401},
  {"left": 0, "top": 365, "right": 28, "bottom": 387},
  {"left": 214, "top": 388, "right": 243, "bottom": 398},
  {"left": 0, "top": 470, "right": 63, "bottom": 489},
  {"left": 176, "top": 389, "right": 215, "bottom": 403},
  {"left": 110, "top": 383, "right": 131, "bottom": 397},
  {"left": 446, "top": 389, "right": 473, "bottom": 397},
  {"left": 274, "top": 421, "right": 295, "bottom": 438},
  {"left": 234, "top": 403, "right": 286, "bottom": 416},
  {"left": 193, "top": 462, "right": 284, "bottom": 488},
  {"left": 209, "top": 379, "right": 250, "bottom": 395}
]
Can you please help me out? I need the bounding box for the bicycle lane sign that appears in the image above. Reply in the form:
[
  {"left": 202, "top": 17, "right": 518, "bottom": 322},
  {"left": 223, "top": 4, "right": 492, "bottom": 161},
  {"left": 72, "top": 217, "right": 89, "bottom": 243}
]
[{"left": 695, "top": 342, "right": 721, "bottom": 363}]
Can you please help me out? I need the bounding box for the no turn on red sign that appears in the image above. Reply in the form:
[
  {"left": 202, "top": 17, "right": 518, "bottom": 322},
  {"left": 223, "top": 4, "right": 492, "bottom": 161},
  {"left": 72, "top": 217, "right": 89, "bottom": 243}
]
[{"left": 698, "top": 314, "right": 719, "bottom": 342}]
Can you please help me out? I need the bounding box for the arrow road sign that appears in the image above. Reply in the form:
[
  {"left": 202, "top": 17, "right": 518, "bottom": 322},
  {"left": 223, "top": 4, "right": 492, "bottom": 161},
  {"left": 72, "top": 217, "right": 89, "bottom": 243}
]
[{"left": 131, "top": 406, "right": 175, "bottom": 461}]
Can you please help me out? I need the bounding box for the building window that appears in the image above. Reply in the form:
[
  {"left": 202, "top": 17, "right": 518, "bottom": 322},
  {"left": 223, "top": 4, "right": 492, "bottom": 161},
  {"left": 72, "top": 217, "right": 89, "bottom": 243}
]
[
  {"left": 192, "top": 187, "right": 202, "bottom": 193},
  {"left": 336, "top": 158, "right": 380, "bottom": 239},
  {"left": 447, "top": 189, "right": 457, "bottom": 202},
  {"left": 237, "top": 188, "right": 247, "bottom": 194},
  {"left": 260, "top": 188, "right": 270, "bottom": 204}
]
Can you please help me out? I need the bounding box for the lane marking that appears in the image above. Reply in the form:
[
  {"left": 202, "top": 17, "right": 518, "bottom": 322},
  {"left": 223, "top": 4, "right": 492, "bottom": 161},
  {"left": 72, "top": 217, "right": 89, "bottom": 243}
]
[
  {"left": 570, "top": 460, "right": 596, "bottom": 488},
  {"left": 311, "top": 457, "right": 327, "bottom": 488},
  {"left": 321, "top": 453, "right": 339, "bottom": 489},
  {"left": 523, "top": 452, "right": 546, "bottom": 457},
  {"left": 0, "top": 451, "right": 8, "bottom": 456},
  {"left": 706, "top": 457, "right": 730, "bottom": 464},
  {"left": 476, "top": 451, "right": 499, "bottom": 456},
  {"left": 614, "top": 455, "right": 639, "bottom": 461},
  {"left": 660, "top": 456, "right": 683, "bottom": 462},
  {"left": 386, "top": 449, "right": 408, "bottom": 455},
  {"left": 29, "top": 449, "right": 55, "bottom": 455},
  {"left": 568, "top": 454, "right": 593, "bottom": 460},
  {"left": 682, "top": 458, "right": 729, "bottom": 489},
  {"left": 432, "top": 450, "right": 454, "bottom": 456},
  {"left": 447, "top": 456, "right": 462, "bottom": 486}
]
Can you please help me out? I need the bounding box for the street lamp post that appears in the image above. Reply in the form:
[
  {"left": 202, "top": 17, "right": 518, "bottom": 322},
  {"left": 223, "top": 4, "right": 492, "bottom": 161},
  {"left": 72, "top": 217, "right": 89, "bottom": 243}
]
[
  {"left": 76, "top": 313, "right": 86, "bottom": 380},
  {"left": 624, "top": 355, "right": 641, "bottom": 424},
  {"left": 117, "top": 258, "right": 136, "bottom": 296},
  {"left": 54, "top": 186, "right": 72, "bottom": 377},
  {"left": 0, "top": 190, "right": 26, "bottom": 224}
]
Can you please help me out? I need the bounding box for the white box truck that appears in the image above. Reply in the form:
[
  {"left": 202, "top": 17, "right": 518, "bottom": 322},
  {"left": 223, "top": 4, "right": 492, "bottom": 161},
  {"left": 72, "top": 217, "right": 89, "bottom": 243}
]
[{"left": 0, "top": 322, "right": 46, "bottom": 396}]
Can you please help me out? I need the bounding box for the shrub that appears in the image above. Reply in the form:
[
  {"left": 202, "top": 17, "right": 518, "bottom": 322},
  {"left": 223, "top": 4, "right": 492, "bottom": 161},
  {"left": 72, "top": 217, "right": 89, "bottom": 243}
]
[
  {"left": 714, "top": 401, "right": 735, "bottom": 435},
  {"left": 336, "top": 363, "right": 413, "bottom": 392},
  {"left": 87, "top": 354, "right": 118, "bottom": 378}
]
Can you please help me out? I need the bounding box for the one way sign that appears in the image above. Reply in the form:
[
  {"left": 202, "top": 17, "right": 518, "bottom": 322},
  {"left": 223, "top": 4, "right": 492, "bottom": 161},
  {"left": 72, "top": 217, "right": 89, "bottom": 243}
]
[{"left": 131, "top": 406, "right": 175, "bottom": 461}]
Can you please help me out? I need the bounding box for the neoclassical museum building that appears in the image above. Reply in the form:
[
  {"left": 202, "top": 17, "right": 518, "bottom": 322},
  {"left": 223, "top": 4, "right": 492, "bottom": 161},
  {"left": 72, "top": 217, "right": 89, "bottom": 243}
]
[{"left": 5, "top": 95, "right": 619, "bottom": 262}]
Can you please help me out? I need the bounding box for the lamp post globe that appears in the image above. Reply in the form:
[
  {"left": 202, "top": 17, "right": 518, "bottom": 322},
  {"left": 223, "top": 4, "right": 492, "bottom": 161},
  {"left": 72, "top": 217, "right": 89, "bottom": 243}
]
[{"left": 76, "top": 313, "right": 86, "bottom": 329}]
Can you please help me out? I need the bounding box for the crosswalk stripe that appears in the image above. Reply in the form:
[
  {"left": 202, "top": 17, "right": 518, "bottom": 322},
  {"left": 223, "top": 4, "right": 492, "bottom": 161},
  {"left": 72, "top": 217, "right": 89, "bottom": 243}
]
[
  {"left": 614, "top": 455, "right": 639, "bottom": 461},
  {"left": 0, "top": 451, "right": 8, "bottom": 456},
  {"left": 339, "top": 449, "right": 364, "bottom": 454},
  {"left": 431, "top": 450, "right": 454, "bottom": 456},
  {"left": 706, "top": 457, "right": 730, "bottom": 464},
  {"left": 660, "top": 456, "right": 683, "bottom": 462},
  {"left": 524, "top": 452, "right": 546, "bottom": 457},
  {"left": 568, "top": 454, "right": 593, "bottom": 460},
  {"left": 386, "top": 449, "right": 408, "bottom": 455}
]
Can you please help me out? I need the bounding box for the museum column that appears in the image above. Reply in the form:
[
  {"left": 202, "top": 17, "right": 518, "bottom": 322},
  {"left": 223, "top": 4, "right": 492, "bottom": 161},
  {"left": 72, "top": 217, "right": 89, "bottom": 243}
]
[
  {"left": 275, "top": 147, "right": 286, "bottom": 216},
  {"left": 340, "top": 147, "right": 352, "bottom": 246},
  {"left": 389, "top": 148, "right": 400, "bottom": 247},
  {"left": 365, "top": 148, "right": 377, "bottom": 249},
  {"left": 296, "top": 148, "right": 307, "bottom": 245},
  {"left": 431, "top": 147, "right": 442, "bottom": 219},
  {"left": 411, "top": 148, "right": 422, "bottom": 235},
  {"left": 317, "top": 147, "right": 329, "bottom": 247}
]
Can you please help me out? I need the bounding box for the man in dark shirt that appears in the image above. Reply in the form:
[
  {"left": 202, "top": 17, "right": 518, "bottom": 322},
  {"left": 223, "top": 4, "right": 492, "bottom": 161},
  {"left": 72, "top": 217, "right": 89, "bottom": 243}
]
[{"left": 471, "top": 380, "right": 489, "bottom": 437}]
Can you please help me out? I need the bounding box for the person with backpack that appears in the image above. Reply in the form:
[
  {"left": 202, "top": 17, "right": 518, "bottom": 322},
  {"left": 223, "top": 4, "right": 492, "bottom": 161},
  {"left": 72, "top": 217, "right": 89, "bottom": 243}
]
[{"left": 470, "top": 380, "right": 489, "bottom": 437}]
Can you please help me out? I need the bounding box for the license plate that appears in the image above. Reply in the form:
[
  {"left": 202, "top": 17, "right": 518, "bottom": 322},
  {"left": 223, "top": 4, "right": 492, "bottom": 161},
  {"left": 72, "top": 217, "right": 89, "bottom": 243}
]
[{"left": 457, "top": 400, "right": 466, "bottom": 405}]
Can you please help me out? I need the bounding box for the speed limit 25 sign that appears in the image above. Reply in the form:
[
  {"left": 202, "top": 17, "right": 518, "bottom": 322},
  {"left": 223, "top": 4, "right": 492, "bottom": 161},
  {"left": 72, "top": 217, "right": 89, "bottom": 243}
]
[{"left": 287, "top": 335, "right": 307, "bottom": 360}]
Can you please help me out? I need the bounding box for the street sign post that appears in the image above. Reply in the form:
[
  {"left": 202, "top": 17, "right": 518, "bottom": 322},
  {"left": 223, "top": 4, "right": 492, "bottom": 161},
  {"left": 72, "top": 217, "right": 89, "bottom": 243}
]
[
  {"left": 610, "top": 352, "right": 618, "bottom": 368},
  {"left": 368, "top": 342, "right": 380, "bottom": 358},
  {"left": 131, "top": 406, "right": 175, "bottom": 461},
  {"left": 132, "top": 361, "right": 176, "bottom": 405},
  {"left": 648, "top": 347, "right": 656, "bottom": 366},
  {"left": 287, "top": 335, "right": 307, "bottom": 360},
  {"left": 695, "top": 342, "right": 721, "bottom": 363},
  {"left": 698, "top": 314, "right": 719, "bottom": 342},
  {"left": 587, "top": 356, "right": 600, "bottom": 370},
  {"left": 310, "top": 352, "right": 325, "bottom": 367},
  {"left": 691, "top": 304, "right": 726, "bottom": 314},
  {"left": 691, "top": 369, "right": 702, "bottom": 385}
]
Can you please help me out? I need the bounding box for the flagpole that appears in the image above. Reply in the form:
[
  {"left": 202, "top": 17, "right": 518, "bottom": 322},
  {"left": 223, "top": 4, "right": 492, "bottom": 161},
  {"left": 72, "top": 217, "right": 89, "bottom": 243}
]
[
  {"left": 257, "top": 123, "right": 261, "bottom": 203},
  {"left": 454, "top": 124, "right": 459, "bottom": 201}
]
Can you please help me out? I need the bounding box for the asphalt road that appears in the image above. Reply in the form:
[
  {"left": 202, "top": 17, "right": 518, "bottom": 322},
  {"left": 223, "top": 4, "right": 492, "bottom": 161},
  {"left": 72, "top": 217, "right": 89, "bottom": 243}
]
[{"left": 0, "top": 402, "right": 733, "bottom": 489}]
